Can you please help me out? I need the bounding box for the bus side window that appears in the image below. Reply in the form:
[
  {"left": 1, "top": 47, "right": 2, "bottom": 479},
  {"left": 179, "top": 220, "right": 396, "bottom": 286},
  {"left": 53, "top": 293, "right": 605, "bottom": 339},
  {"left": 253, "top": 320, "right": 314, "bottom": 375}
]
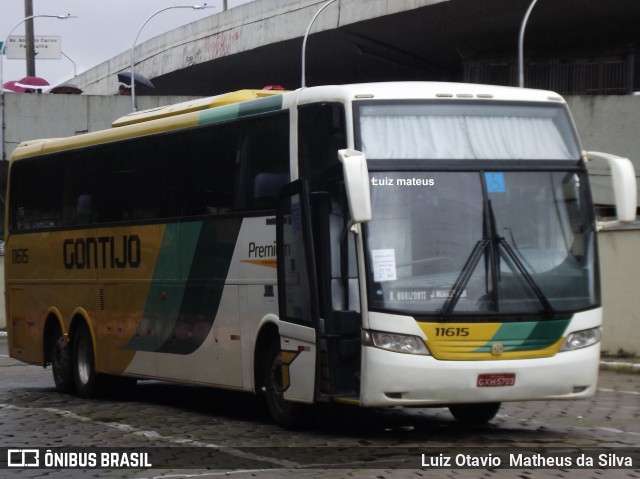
[
  {"left": 75, "top": 195, "right": 93, "bottom": 224},
  {"left": 61, "top": 152, "right": 98, "bottom": 225},
  {"left": 10, "top": 156, "right": 63, "bottom": 230},
  {"left": 177, "top": 123, "right": 237, "bottom": 217},
  {"left": 298, "top": 102, "right": 346, "bottom": 191},
  {"left": 254, "top": 172, "right": 289, "bottom": 209},
  {"left": 234, "top": 112, "right": 290, "bottom": 211}
]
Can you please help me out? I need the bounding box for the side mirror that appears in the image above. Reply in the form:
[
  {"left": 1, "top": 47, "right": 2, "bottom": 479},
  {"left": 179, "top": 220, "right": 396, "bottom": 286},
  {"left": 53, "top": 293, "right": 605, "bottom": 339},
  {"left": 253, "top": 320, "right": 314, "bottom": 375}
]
[
  {"left": 586, "top": 151, "right": 637, "bottom": 223},
  {"left": 338, "top": 149, "right": 372, "bottom": 224}
]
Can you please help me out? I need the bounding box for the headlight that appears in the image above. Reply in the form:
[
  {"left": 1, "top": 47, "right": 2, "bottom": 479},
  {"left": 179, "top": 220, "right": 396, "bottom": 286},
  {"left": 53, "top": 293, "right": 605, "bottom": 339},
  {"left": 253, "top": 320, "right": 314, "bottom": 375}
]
[
  {"left": 363, "top": 330, "right": 431, "bottom": 355},
  {"left": 559, "top": 327, "right": 602, "bottom": 352}
]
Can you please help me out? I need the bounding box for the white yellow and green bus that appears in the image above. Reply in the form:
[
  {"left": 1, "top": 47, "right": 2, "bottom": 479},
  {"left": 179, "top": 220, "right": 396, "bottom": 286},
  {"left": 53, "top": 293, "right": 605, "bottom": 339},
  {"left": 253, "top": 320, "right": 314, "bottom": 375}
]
[{"left": 5, "top": 82, "right": 636, "bottom": 428}]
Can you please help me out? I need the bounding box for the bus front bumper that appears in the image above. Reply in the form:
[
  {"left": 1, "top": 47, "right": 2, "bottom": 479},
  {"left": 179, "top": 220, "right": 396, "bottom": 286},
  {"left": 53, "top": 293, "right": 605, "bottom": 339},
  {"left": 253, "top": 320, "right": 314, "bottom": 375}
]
[{"left": 359, "top": 344, "right": 600, "bottom": 407}]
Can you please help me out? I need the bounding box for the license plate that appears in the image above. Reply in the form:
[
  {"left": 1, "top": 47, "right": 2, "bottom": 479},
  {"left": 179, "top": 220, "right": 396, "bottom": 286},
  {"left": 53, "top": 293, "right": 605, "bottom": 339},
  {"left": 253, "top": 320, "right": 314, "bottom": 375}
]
[{"left": 477, "top": 373, "right": 516, "bottom": 387}]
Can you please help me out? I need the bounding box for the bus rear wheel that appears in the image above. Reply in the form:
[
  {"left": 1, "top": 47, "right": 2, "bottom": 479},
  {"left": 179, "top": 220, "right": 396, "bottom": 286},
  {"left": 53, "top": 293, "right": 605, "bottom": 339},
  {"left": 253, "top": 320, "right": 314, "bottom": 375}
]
[
  {"left": 72, "top": 324, "right": 101, "bottom": 398},
  {"left": 50, "top": 334, "right": 74, "bottom": 394},
  {"left": 264, "top": 341, "right": 306, "bottom": 429},
  {"left": 449, "top": 402, "right": 501, "bottom": 424}
]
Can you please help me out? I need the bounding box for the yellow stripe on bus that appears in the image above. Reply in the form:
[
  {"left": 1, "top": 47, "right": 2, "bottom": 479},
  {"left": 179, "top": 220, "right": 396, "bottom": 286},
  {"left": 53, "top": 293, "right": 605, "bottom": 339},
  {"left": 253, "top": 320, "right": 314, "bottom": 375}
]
[{"left": 418, "top": 322, "right": 566, "bottom": 360}]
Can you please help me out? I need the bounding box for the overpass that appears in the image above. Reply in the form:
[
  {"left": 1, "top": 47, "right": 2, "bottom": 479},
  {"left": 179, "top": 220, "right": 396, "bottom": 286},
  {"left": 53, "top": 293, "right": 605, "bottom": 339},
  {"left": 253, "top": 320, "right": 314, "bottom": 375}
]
[{"left": 74, "top": 0, "right": 640, "bottom": 97}]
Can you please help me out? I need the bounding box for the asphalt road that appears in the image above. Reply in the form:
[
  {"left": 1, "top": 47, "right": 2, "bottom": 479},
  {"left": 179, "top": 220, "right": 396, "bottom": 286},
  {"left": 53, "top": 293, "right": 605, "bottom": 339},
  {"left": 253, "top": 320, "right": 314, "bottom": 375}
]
[{"left": 0, "top": 334, "right": 639, "bottom": 479}]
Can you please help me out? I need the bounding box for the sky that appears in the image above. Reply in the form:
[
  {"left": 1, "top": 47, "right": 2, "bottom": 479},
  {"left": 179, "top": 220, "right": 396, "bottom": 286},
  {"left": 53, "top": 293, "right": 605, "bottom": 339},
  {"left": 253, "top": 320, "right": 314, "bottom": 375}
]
[{"left": 1, "top": 0, "right": 255, "bottom": 90}]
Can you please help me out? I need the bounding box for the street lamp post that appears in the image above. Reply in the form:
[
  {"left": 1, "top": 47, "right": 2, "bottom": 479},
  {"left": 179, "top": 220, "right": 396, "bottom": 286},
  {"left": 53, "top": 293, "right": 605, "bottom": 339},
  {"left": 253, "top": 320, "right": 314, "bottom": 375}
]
[
  {"left": 130, "top": 4, "right": 215, "bottom": 112},
  {"left": 61, "top": 51, "right": 77, "bottom": 78},
  {"left": 301, "top": 0, "right": 339, "bottom": 88},
  {"left": 518, "top": 0, "right": 539, "bottom": 88},
  {"left": 1, "top": 13, "right": 76, "bottom": 95}
]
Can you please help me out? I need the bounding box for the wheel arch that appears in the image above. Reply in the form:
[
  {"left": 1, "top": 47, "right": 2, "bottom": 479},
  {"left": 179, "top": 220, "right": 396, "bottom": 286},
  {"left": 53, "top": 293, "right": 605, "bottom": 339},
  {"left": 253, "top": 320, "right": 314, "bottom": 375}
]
[
  {"left": 42, "top": 308, "right": 64, "bottom": 367},
  {"left": 68, "top": 308, "right": 98, "bottom": 370},
  {"left": 253, "top": 317, "right": 280, "bottom": 395}
]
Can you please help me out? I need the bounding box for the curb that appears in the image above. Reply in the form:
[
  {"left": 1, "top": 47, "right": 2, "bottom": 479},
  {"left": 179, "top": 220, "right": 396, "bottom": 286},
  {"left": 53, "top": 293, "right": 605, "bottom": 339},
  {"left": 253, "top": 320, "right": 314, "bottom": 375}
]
[{"left": 599, "top": 361, "right": 640, "bottom": 374}]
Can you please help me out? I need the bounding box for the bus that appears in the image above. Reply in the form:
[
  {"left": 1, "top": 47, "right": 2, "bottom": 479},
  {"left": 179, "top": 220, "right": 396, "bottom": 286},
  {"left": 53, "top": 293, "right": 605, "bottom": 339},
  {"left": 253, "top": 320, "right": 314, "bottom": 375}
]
[{"left": 5, "top": 82, "right": 636, "bottom": 428}]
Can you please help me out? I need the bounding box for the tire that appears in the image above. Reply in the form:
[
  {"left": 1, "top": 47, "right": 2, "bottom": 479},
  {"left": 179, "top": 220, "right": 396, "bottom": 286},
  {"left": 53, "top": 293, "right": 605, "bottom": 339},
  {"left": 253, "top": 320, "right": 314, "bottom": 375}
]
[
  {"left": 264, "top": 341, "right": 306, "bottom": 429},
  {"left": 72, "top": 324, "right": 101, "bottom": 398},
  {"left": 50, "top": 333, "right": 75, "bottom": 394},
  {"left": 449, "top": 402, "right": 501, "bottom": 424}
]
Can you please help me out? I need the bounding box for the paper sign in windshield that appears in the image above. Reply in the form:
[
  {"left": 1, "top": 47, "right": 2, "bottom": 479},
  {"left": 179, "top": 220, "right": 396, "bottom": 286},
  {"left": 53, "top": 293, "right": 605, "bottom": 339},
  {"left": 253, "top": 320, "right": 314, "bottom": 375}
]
[{"left": 372, "top": 249, "right": 397, "bottom": 282}]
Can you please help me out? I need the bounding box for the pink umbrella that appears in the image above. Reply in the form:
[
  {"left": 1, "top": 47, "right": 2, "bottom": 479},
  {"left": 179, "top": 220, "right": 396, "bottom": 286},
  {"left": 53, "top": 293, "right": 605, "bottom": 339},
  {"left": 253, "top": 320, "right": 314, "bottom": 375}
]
[
  {"left": 15, "top": 76, "right": 50, "bottom": 90},
  {"left": 2, "top": 80, "right": 29, "bottom": 93}
]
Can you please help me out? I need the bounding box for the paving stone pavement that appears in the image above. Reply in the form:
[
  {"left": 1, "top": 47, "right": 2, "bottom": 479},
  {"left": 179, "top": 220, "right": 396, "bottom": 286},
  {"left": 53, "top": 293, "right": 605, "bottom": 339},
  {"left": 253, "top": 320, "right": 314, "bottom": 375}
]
[{"left": 1, "top": 338, "right": 639, "bottom": 479}]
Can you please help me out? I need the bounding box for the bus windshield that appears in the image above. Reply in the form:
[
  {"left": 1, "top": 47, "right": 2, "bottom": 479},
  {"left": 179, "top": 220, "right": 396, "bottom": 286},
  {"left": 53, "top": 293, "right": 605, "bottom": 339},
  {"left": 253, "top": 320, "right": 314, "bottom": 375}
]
[
  {"left": 365, "top": 170, "right": 597, "bottom": 316},
  {"left": 357, "top": 102, "right": 581, "bottom": 160}
]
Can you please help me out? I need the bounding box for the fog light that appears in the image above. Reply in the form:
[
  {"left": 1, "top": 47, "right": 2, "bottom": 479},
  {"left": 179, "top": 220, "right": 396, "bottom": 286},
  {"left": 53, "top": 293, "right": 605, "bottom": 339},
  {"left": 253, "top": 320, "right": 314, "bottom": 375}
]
[
  {"left": 560, "top": 327, "right": 602, "bottom": 352},
  {"left": 363, "top": 330, "right": 431, "bottom": 355}
]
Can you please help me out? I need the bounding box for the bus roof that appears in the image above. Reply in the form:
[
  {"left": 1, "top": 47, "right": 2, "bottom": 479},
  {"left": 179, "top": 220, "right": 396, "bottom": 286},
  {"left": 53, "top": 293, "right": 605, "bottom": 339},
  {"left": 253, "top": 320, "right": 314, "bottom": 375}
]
[
  {"left": 111, "top": 89, "right": 286, "bottom": 128},
  {"left": 295, "top": 82, "right": 567, "bottom": 105}
]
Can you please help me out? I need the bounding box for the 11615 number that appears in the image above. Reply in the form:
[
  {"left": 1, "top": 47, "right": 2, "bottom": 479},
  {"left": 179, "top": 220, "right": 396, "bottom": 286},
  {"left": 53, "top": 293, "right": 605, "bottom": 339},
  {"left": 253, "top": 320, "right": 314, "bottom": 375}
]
[{"left": 434, "top": 327, "right": 470, "bottom": 337}]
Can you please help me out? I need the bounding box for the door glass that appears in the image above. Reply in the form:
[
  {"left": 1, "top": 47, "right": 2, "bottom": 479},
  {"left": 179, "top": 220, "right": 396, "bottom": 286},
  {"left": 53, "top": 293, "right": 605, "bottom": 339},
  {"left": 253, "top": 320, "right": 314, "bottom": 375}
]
[{"left": 278, "top": 184, "right": 316, "bottom": 324}]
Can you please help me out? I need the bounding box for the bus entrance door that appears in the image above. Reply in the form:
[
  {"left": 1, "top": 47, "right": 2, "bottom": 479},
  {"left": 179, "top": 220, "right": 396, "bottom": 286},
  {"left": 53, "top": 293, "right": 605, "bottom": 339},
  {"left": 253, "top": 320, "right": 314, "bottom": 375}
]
[
  {"left": 276, "top": 180, "right": 320, "bottom": 404},
  {"left": 312, "top": 189, "right": 362, "bottom": 400}
]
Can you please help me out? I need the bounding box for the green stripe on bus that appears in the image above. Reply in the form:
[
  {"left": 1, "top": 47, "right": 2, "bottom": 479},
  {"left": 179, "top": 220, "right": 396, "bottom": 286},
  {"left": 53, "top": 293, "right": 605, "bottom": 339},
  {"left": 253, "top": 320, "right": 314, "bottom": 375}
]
[
  {"left": 124, "top": 222, "right": 203, "bottom": 352},
  {"left": 199, "top": 103, "right": 241, "bottom": 125},
  {"left": 156, "top": 217, "right": 242, "bottom": 354},
  {"left": 474, "top": 319, "right": 570, "bottom": 353},
  {"left": 125, "top": 218, "right": 242, "bottom": 355},
  {"left": 238, "top": 94, "right": 283, "bottom": 117},
  {"left": 198, "top": 95, "right": 283, "bottom": 126}
]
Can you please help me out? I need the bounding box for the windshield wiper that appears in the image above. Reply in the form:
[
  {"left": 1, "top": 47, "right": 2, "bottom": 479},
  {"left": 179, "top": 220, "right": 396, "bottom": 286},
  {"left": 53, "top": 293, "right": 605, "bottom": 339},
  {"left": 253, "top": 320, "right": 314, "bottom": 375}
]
[
  {"left": 488, "top": 194, "right": 555, "bottom": 317},
  {"left": 440, "top": 182, "right": 499, "bottom": 320},
  {"left": 497, "top": 237, "right": 555, "bottom": 316},
  {"left": 440, "top": 238, "right": 489, "bottom": 320},
  {"left": 440, "top": 198, "right": 555, "bottom": 320}
]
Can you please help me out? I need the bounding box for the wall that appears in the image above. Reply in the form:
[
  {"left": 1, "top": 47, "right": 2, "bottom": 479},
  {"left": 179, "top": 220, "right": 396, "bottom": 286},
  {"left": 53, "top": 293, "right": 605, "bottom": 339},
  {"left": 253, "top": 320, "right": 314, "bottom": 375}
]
[
  {"left": 598, "top": 226, "right": 640, "bottom": 355},
  {"left": 566, "top": 95, "right": 640, "bottom": 207}
]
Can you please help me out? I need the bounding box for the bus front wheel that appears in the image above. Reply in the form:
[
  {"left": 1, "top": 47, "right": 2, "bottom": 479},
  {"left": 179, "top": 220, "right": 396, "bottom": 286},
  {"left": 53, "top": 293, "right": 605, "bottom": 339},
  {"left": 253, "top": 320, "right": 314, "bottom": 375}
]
[
  {"left": 72, "top": 324, "right": 101, "bottom": 398},
  {"left": 449, "top": 402, "right": 501, "bottom": 424},
  {"left": 264, "top": 341, "right": 306, "bottom": 429}
]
